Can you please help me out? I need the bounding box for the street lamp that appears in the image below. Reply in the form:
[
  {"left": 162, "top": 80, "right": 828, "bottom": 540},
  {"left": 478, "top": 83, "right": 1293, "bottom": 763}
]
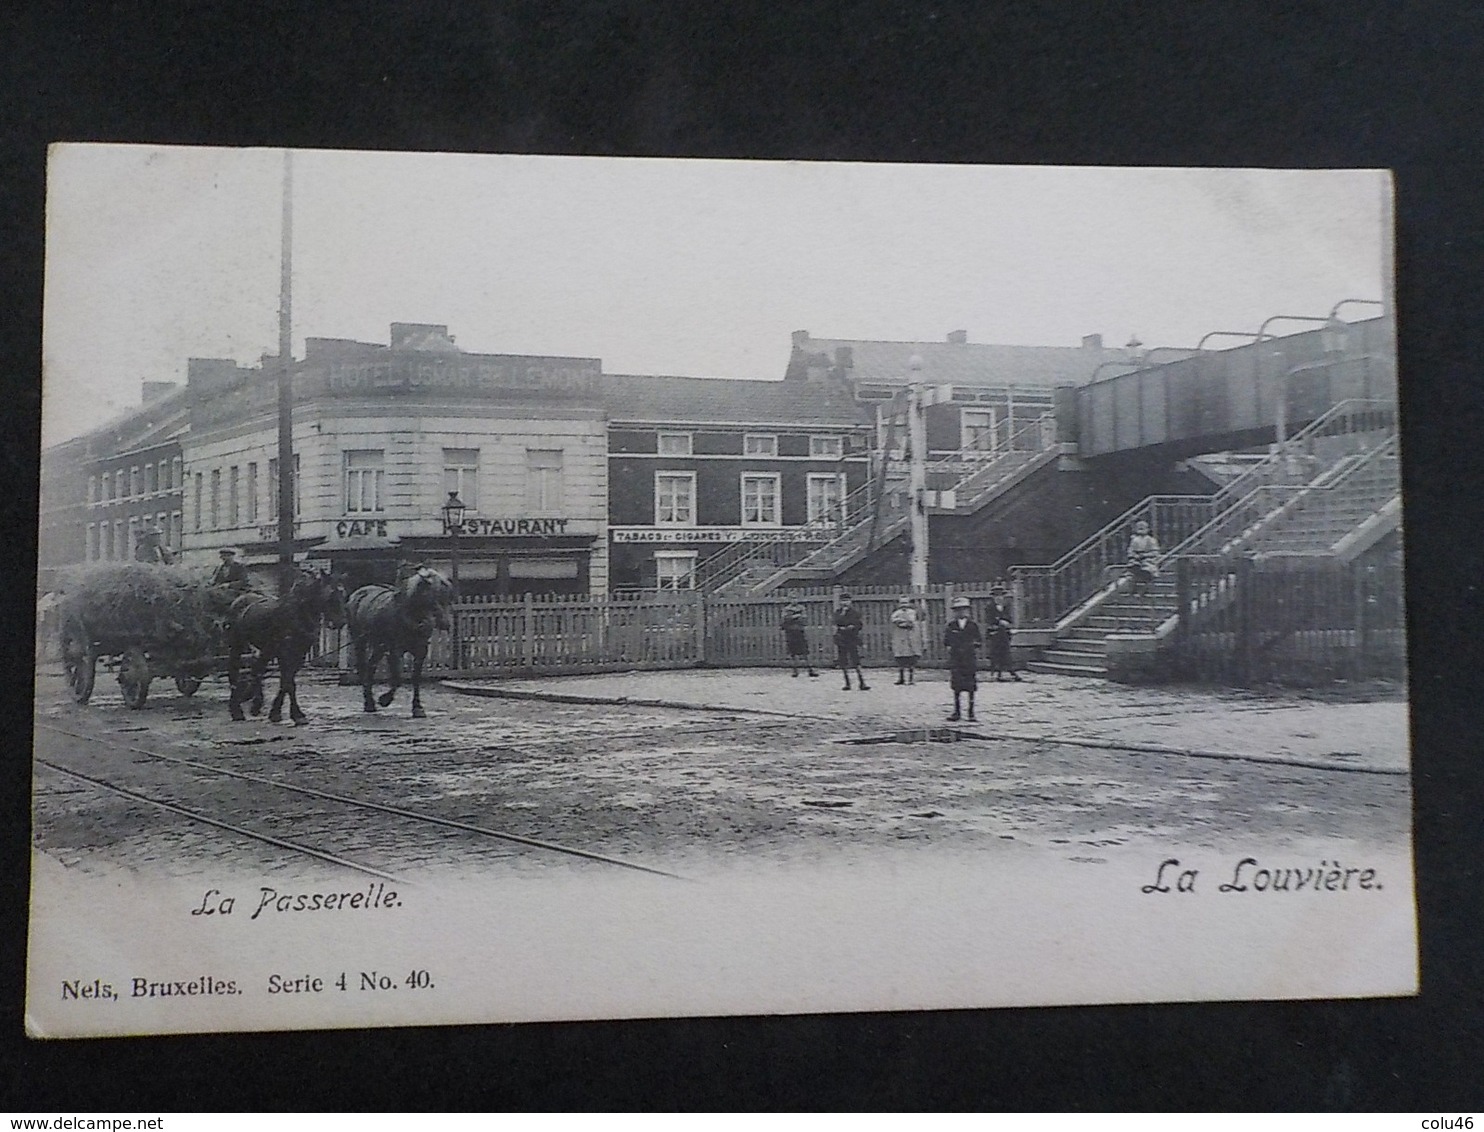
[{"left": 441, "top": 490, "right": 466, "bottom": 669}]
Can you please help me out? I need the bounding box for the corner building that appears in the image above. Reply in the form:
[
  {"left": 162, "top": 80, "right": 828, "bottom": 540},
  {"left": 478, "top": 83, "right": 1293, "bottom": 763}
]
[{"left": 180, "top": 323, "right": 608, "bottom": 596}]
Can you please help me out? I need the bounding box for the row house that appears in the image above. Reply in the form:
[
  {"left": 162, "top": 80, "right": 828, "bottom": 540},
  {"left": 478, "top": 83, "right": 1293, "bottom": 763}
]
[
  {"left": 39, "top": 381, "right": 189, "bottom": 591},
  {"left": 179, "top": 323, "right": 608, "bottom": 597},
  {"left": 603, "top": 374, "right": 873, "bottom": 590}
]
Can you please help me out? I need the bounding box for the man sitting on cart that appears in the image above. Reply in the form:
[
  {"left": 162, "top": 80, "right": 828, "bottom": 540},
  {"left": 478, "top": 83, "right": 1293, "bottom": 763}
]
[{"left": 207, "top": 548, "right": 253, "bottom": 614}]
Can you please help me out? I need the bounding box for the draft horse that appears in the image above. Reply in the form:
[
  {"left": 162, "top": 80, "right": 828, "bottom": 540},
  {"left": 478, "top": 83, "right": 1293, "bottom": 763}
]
[
  {"left": 226, "top": 569, "right": 348, "bottom": 725},
  {"left": 345, "top": 565, "right": 454, "bottom": 719}
]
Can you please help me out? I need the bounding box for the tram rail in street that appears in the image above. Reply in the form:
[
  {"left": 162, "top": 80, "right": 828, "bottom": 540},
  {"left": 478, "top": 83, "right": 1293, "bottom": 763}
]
[{"left": 34, "top": 720, "right": 689, "bottom": 882}]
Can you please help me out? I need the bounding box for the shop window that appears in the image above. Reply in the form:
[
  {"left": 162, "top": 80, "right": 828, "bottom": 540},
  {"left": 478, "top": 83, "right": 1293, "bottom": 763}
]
[
  {"left": 508, "top": 558, "right": 580, "bottom": 580},
  {"left": 525, "top": 450, "right": 563, "bottom": 513},
  {"left": 344, "top": 450, "right": 384, "bottom": 514},
  {"left": 655, "top": 551, "right": 697, "bottom": 590},
  {"left": 655, "top": 472, "right": 695, "bottom": 526},
  {"left": 657, "top": 431, "right": 693, "bottom": 456},
  {"left": 744, "top": 433, "right": 777, "bottom": 456},
  {"left": 807, "top": 472, "right": 847, "bottom": 526},
  {"left": 443, "top": 448, "right": 480, "bottom": 512},
  {"left": 741, "top": 473, "right": 781, "bottom": 526},
  {"left": 809, "top": 435, "right": 843, "bottom": 458}
]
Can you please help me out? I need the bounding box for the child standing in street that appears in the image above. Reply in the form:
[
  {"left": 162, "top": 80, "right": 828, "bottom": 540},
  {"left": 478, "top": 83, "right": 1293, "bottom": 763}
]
[
  {"left": 944, "top": 596, "right": 981, "bottom": 721},
  {"left": 889, "top": 595, "right": 924, "bottom": 684},
  {"left": 986, "top": 582, "right": 1022, "bottom": 682},
  {"left": 833, "top": 592, "right": 870, "bottom": 691},
  {"left": 781, "top": 599, "right": 818, "bottom": 678}
]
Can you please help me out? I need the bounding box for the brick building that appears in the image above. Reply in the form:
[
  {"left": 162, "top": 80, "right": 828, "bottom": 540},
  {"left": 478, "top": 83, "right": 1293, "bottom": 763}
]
[{"left": 603, "top": 373, "right": 873, "bottom": 590}]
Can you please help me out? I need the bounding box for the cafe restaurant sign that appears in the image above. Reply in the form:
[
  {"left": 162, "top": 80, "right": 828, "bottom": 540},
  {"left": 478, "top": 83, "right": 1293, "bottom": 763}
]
[{"left": 331, "top": 517, "right": 573, "bottom": 538}]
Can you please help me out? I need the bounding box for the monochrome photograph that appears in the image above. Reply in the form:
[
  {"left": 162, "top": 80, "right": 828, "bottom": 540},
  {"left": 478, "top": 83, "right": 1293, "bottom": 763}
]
[{"left": 28, "top": 146, "right": 1412, "bottom": 1038}]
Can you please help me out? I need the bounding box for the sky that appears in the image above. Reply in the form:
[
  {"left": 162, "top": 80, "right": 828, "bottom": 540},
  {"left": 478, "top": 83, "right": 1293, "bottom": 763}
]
[{"left": 41, "top": 145, "right": 1389, "bottom": 446}]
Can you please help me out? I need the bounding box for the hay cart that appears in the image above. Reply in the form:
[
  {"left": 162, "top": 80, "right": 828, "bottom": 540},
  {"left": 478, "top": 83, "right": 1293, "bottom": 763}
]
[{"left": 57, "top": 565, "right": 231, "bottom": 709}]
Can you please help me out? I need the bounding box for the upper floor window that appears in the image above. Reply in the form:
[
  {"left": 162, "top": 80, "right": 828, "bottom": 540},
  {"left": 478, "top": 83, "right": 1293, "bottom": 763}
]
[
  {"left": 962, "top": 408, "right": 997, "bottom": 453},
  {"left": 657, "top": 431, "right": 693, "bottom": 456},
  {"left": 172, "top": 457, "right": 182, "bottom": 491},
  {"left": 146, "top": 462, "right": 157, "bottom": 494},
  {"left": 193, "top": 473, "right": 203, "bottom": 532},
  {"left": 267, "top": 456, "right": 300, "bottom": 519},
  {"left": 209, "top": 469, "right": 221, "bottom": 529},
  {"left": 525, "top": 449, "right": 563, "bottom": 513},
  {"left": 87, "top": 475, "right": 97, "bottom": 505},
  {"left": 443, "top": 448, "right": 480, "bottom": 512},
  {"left": 246, "top": 462, "right": 259, "bottom": 524},
  {"left": 114, "top": 470, "right": 124, "bottom": 500},
  {"left": 655, "top": 472, "right": 695, "bottom": 526},
  {"left": 744, "top": 433, "right": 777, "bottom": 457},
  {"left": 228, "top": 466, "right": 240, "bottom": 527},
  {"left": 741, "top": 473, "right": 781, "bottom": 526},
  {"left": 344, "top": 450, "right": 385, "bottom": 514},
  {"left": 130, "top": 465, "right": 141, "bottom": 497},
  {"left": 809, "top": 435, "right": 844, "bottom": 458}
]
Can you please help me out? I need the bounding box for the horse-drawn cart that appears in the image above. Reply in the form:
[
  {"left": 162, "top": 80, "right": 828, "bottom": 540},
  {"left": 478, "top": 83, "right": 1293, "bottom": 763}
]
[{"left": 57, "top": 564, "right": 230, "bottom": 709}]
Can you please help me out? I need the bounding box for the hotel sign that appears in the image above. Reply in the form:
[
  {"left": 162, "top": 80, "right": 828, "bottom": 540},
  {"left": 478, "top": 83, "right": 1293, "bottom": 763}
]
[
  {"left": 611, "top": 526, "right": 833, "bottom": 544},
  {"left": 324, "top": 356, "right": 599, "bottom": 398}
]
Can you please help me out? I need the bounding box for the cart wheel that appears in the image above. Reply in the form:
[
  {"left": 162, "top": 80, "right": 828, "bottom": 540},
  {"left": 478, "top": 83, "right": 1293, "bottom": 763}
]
[
  {"left": 61, "top": 621, "right": 95, "bottom": 705},
  {"left": 119, "top": 647, "right": 152, "bottom": 709},
  {"left": 174, "top": 675, "right": 202, "bottom": 697}
]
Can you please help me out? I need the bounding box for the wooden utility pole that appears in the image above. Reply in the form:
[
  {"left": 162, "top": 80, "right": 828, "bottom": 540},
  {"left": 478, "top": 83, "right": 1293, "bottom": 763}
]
[
  {"left": 907, "top": 354, "right": 928, "bottom": 591},
  {"left": 276, "top": 150, "right": 295, "bottom": 593}
]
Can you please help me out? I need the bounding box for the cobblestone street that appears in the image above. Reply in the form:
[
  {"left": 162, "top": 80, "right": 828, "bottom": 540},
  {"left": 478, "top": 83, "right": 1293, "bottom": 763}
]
[{"left": 31, "top": 663, "right": 1412, "bottom": 879}]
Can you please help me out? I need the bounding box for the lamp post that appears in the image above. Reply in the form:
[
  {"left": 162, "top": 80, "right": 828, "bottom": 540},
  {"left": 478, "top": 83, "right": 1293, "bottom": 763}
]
[
  {"left": 441, "top": 490, "right": 466, "bottom": 669},
  {"left": 907, "top": 354, "right": 928, "bottom": 591}
]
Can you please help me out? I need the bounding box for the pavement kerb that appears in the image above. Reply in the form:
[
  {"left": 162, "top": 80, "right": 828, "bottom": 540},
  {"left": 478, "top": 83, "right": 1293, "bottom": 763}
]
[{"left": 440, "top": 680, "right": 1407, "bottom": 777}]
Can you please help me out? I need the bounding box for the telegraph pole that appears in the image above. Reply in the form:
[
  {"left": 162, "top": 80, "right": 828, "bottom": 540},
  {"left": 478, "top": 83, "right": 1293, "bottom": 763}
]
[
  {"left": 276, "top": 149, "right": 295, "bottom": 593},
  {"left": 907, "top": 354, "right": 929, "bottom": 590}
]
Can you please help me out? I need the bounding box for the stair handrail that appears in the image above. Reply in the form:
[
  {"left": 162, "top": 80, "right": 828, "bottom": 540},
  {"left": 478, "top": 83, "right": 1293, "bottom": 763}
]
[
  {"left": 1209, "top": 397, "right": 1394, "bottom": 510},
  {"left": 1170, "top": 432, "right": 1398, "bottom": 561},
  {"left": 1010, "top": 398, "right": 1396, "bottom": 626},
  {"left": 761, "top": 414, "right": 1059, "bottom": 586}
]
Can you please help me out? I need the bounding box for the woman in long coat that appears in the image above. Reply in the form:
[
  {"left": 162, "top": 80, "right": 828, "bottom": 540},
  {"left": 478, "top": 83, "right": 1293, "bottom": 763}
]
[{"left": 889, "top": 596, "right": 925, "bottom": 685}]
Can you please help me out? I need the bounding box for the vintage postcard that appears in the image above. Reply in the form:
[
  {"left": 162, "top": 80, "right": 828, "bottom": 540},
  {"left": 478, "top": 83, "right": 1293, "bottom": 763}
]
[{"left": 29, "top": 146, "right": 1412, "bottom": 1037}]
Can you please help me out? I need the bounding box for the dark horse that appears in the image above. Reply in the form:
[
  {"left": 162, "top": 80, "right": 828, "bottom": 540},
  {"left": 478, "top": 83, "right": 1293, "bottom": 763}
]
[
  {"left": 346, "top": 565, "right": 454, "bottom": 718},
  {"left": 226, "top": 569, "right": 348, "bottom": 725}
]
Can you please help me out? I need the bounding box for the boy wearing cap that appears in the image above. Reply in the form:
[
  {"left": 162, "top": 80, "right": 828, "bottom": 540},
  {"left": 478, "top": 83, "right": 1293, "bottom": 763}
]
[
  {"left": 943, "top": 596, "right": 981, "bottom": 721},
  {"left": 833, "top": 593, "right": 869, "bottom": 691}
]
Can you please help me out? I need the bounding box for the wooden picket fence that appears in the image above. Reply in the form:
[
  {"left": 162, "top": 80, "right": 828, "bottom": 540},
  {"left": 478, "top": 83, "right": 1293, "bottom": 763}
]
[{"left": 362, "top": 584, "right": 1018, "bottom": 676}]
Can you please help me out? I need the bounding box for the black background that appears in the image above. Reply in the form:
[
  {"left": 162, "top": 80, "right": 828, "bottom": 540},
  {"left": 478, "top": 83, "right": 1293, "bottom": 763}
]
[{"left": 2, "top": 1, "right": 1481, "bottom": 1111}]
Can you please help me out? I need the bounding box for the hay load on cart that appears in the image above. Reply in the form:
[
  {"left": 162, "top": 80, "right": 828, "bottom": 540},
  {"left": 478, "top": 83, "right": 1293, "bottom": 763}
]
[{"left": 57, "top": 563, "right": 226, "bottom": 708}]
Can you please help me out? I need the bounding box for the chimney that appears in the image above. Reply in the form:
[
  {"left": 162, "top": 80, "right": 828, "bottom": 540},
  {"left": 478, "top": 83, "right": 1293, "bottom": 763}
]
[
  {"left": 791, "top": 330, "right": 811, "bottom": 349},
  {"left": 1081, "top": 334, "right": 1103, "bottom": 350},
  {"left": 947, "top": 329, "right": 968, "bottom": 344},
  {"left": 141, "top": 381, "right": 178, "bottom": 404}
]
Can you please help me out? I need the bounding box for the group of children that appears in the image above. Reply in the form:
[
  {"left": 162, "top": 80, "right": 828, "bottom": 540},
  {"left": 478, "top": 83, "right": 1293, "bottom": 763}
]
[{"left": 779, "top": 588, "right": 1021, "bottom": 722}]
